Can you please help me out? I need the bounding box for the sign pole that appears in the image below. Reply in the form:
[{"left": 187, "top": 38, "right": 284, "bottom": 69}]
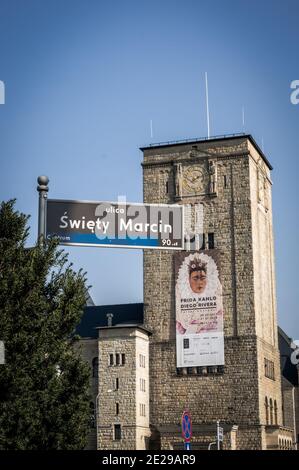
[{"left": 37, "top": 176, "right": 49, "bottom": 245}]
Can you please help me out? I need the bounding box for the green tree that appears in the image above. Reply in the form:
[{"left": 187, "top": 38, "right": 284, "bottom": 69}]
[{"left": 0, "top": 200, "right": 91, "bottom": 449}]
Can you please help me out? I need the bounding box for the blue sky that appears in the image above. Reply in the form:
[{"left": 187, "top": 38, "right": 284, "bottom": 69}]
[{"left": 0, "top": 0, "right": 298, "bottom": 339}]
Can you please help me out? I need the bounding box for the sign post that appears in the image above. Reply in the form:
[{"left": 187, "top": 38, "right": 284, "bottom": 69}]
[
  {"left": 37, "top": 176, "right": 49, "bottom": 245},
  {"left": 182, "top": 410, "right": 192, "bottom": 450}
]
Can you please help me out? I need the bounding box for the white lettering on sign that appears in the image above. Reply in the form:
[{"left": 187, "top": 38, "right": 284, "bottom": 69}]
[
  {"left": 119, "top": 218, "right": 172, "bottom": 234},
  {"left": 59, "top": 212, "right": 109, "bottom": 234}
]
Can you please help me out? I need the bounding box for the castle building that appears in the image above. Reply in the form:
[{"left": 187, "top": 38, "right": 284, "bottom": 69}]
[
  {"left": 279, "top": 327, "right": 299, "bottom": 448},
  {"left": 76, "top": 134, "right": 298, "bottom": 450}
]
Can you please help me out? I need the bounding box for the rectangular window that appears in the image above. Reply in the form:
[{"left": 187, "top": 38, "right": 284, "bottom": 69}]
[
  {"left": 224, "top": 175, "right": 227, "bottom": 188},
  {"left": 140, "top": 378, "right": 146, "bottom": 392},
  {"left": 140, "top": 404, "right": 146, "bottom": 416},
  {"left": 116, "top": 353, "right": 120, "bottom": 366},
  {"left": 109, "top": 354, "right": 114, "bottom": 366},
  {"left": 115, "top": 378, "right": 119, "bottom": 390},
  {"left": 208, "top": 233, "right": 214, "bottom": 249},
  {"left": 139, "top": 354, "right": 145, "bottom": 368},
  {"left": 114, "top": 424, "right": 121, "bottom": 440},
  {"left": 116, "top": 403, "right": 119, "bottom": 415},
  {"left": 121, "top": 353, "right": 126, "bottom": 365},
  {"left": 200, "top": 233, "right": 205, "bottom": 250},
  {"left": 166, "top": 181, "right": 169, "bottom": 194},
  {"left": 264, "top": 358, "right": 275, "bottom": 380}
]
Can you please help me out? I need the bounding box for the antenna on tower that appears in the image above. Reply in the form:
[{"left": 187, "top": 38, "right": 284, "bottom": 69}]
[
  {"left": 150, "top": 119, "right": 153, "bottom": 139},
  {"left": 242, "top": 106, "right": 245, "bottom": 132},
  {"left": 205, "top": 72, "right": 210, "bottom": 138}
]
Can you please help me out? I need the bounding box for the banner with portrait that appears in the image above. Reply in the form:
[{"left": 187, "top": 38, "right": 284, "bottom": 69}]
[{"left": 175, "top": 250, "right": 224, "bottom": 367}]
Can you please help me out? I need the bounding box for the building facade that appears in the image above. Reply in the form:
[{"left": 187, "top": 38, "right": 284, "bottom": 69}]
[
  {"left": 279, "top": 327, "right": 299, "bottom": 449},
  {"left": 76, "top": 134, "right": 297, "bottom": 450}
]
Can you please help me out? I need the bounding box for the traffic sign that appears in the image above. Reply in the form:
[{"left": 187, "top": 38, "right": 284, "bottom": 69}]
[{"left": 182, "top": 410, "right": 192, "bottom": 442}]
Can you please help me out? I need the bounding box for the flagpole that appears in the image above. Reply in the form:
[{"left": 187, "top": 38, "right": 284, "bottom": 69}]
[{"left": 205, "top": 72, "right": 210, "bottom": 138}]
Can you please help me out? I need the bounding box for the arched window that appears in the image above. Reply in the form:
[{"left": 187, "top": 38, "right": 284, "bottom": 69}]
[
  {"left": 274, "top": 400, "right": 278, "bottom": 425},
  {"left": 265, "top": 397, "right": 269, "bottom": 425},
  {"left": 92, "top": 357, "right": 99, "bottom": 378},
  {"left": 269, "top": 398, "right": 273, "bottom": 425}
]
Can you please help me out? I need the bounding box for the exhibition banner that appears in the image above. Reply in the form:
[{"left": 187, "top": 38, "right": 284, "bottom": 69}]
[{"left": 175, "top": 250, "right": 224, "bottom": 367}]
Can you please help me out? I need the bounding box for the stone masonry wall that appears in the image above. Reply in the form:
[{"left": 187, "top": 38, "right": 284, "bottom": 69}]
[
  {"left": 142, "top": 136, "right": 281, "bottom": 449},
  {"left": 98, "top": 330, "right": 136, "bottom": 450},
  {"left": 97, "top": 327, "right": 150, "bottom": 450}
]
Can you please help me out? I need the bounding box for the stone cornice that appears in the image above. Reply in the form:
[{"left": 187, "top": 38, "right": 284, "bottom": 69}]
[{"left": 141, "top": 151, "right": 250, "bottom": 168}]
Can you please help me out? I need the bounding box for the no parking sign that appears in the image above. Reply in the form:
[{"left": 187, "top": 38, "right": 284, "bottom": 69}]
[{"left": 182, "top": 410, "right": 192, "bottom": 447}]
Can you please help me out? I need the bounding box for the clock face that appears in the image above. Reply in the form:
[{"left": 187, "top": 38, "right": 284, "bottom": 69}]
[{"left": 183, "top": 166, "right": 205, "bottom": 194}]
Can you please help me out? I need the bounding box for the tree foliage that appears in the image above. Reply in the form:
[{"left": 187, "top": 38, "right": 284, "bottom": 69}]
[{"left": 0, "top": 200, "right": 91, "bottom": 449}]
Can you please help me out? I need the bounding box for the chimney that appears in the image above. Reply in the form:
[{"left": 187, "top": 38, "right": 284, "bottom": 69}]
[{"left": 106, "top": 313, "right": 113, "bottom": 327}]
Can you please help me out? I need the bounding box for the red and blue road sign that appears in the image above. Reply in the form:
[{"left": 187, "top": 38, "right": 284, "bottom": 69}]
[{"left": 182, "top": 410, "right": 192, "bottom": 442}]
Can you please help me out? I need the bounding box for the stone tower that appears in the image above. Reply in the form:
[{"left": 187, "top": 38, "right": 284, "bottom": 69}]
[
  {"left": 97, "top": 325, "right": 151, "bottom": 450},
  {"left": 141, "top": 134, "right": 284, "bottom": 450}
]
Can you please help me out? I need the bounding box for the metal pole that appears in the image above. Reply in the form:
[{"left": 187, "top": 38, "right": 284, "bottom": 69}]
[
  {"left": 217, "top": 420, "right": 220, "bottom": 450},
  {"left": 205, "top": 72, "right": 210, "bottom": 138},
  {"left": 37, "top": 176, "right": 49, "bottom": 245}
]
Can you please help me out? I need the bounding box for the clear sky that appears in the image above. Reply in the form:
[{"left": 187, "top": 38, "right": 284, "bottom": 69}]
[{"left": 0, "top": 0, "right": 298, "bottom": 339}]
